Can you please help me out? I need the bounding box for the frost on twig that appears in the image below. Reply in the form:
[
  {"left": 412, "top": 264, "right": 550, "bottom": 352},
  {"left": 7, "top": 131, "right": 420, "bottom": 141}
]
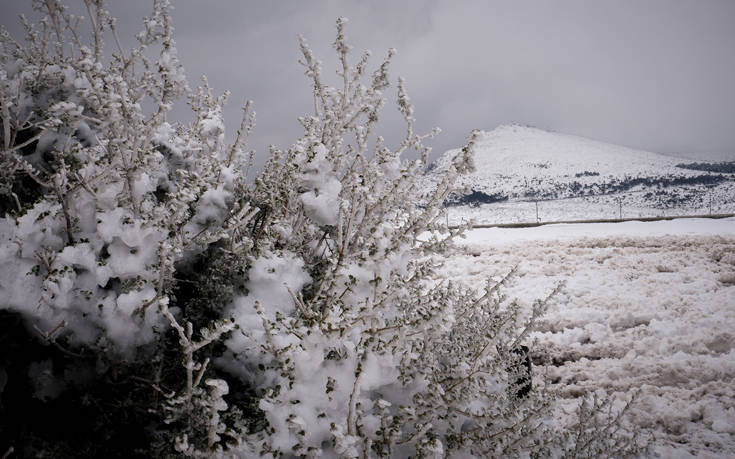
[{"left": 161, "top": 303, "right": 238, "bottom": 455}]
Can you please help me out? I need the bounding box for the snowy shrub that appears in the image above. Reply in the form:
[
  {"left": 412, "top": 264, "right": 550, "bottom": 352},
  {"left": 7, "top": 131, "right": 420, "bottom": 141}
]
[
  {"left": 219, "top": 19, "right": 645, "bottom": 459},
  {"left": 0, "top": 2, "right": 645, "bottom": 457},
  {"left": 0, "top": 0, "right": 256, "bottom": 454},
  {"left": 0, "top": 0, "right": 260, "bottom": 352}
]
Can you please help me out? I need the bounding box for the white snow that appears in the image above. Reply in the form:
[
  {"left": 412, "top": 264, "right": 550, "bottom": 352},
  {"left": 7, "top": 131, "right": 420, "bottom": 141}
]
[
  {"left": 460, "top": 217, "right": 735, "bottom": 245},
  {"left": 442, "top": 217, "right": 735, "bottom": 457},
  {"left": 452, "top": 124, "right": 685, "bottom": 179},
  {"left": 219, "top": 250, "right": 312, "bottom": 381},
  {"left": 299, "top": 144, "right": 342, "bottom": 226}
]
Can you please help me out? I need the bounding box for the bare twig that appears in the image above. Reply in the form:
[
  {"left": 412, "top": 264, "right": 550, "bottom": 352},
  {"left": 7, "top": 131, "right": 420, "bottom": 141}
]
[{"left": 33, "top": 321, "right": 86, "bottom": 359}]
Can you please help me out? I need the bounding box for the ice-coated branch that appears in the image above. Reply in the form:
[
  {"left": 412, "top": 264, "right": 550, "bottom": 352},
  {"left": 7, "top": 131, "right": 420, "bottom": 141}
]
[{"left": 82, "top": 0, "right": 106, "bottom": 62}]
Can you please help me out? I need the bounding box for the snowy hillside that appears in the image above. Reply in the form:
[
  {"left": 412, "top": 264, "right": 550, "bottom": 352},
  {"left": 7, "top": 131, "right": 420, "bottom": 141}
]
[
  {"left": 443, "top": 218, "right": 735, "bottom": 457},
  {"left": 429, "top": 125, "right": 735, "bottom": 225}
]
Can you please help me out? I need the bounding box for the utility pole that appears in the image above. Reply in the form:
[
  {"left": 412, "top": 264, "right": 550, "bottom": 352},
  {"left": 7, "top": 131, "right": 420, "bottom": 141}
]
[
  {"left": 535, "top": 201, "right": 539, "bottom": 223},
  {"left": 618, "top": 198, "right": 622, "bottom": 220}
]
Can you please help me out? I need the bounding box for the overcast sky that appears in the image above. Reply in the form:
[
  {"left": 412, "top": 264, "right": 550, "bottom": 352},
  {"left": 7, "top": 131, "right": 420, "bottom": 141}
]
[{"left": 2, "top": 0, "right": 735, "bottom": 166}]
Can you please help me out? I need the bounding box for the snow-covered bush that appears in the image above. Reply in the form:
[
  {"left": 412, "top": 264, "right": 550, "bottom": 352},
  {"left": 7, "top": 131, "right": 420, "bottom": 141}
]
[
  {"left": 0, "top": 0, "right": 256, "bottom": 454},
  {"left": 219, "top": 19, "right": 644, "bottom": 458},
  {"left": 0, "top": 2, "right": 645, "bottom": 457},
  {"left": 0, "top": 0, "right": 264, "bottom": 349}
]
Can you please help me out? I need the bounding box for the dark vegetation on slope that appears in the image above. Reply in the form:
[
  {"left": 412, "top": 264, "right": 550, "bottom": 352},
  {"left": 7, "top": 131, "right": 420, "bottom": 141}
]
[
  {"left": 676, "top": 162, "right": 735, "bottom": 174},
  {"left": 522, "top": 173, "right": 731, "bottom": 200},
  {"left": 642, "top": 187, "right": 720, "bottom": 208},
  {"left": 445, "top": 189, "right": 509, "bottom": 207},
  {"left": 445, "top": 173, "right": 732, "bottom": 207}
]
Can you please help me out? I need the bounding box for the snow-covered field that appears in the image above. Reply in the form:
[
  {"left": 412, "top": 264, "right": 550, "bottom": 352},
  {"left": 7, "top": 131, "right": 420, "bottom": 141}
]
[
  {"left": 445, "top": 188, "right": 735, "bottom": 226},
  {"left": 442, "top": 218, "right": 735, "bottom": 457}
]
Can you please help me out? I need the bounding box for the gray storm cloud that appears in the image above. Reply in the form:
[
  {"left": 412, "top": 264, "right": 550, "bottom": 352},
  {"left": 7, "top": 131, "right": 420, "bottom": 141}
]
[{"left": 1, "top": 0, "right": 734, "bottom": 166}]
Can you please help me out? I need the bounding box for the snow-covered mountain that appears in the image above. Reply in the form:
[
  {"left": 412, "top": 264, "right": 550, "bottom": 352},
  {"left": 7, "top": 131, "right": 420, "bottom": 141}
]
[{"left": 428, "top": 125, "right": 735, "bottom": 225}]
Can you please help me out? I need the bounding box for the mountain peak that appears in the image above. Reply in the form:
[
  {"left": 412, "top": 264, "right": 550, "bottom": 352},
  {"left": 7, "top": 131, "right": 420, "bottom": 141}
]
[
  {"left": 467, "top": 125, "right": 673, "bottom": 169},
  {"left": 427, "top": 125, "right": 734, "bottom": 212}
]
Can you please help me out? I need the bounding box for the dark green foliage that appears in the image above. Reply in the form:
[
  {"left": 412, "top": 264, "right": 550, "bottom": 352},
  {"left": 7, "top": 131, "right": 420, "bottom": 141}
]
[
  {"left": 0, "top": 310, "right": 159, "bottom": 457},
  {"left": 0, "top": 309, "right": 260, "bottom": 457},
  {"left": 172, "top": 245, "right": 250, "bottom": 332}
]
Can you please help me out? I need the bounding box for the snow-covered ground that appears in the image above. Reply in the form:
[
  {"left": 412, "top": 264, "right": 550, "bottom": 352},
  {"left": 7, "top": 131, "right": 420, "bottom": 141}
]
[
  {"left": 442, "top": 218, "right": 735, "bottom": 457},
  {"left": 445, "top": 187, "right": 735, "bottom": 226}
]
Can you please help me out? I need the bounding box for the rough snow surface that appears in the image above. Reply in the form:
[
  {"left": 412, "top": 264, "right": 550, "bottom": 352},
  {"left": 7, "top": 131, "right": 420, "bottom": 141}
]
[{"left": 443, "top": 218, "right": 735, "bottom": 457}]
